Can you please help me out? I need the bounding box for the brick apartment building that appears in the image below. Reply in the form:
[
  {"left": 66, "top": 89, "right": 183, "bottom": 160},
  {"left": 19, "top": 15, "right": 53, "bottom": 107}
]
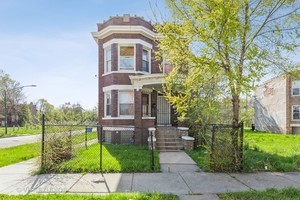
[
  {"left": 255, "top": 73, "right": 300, "bottom": 134},
  {"left": 92, "top": 14, "right": 177, "bottom": 145}
]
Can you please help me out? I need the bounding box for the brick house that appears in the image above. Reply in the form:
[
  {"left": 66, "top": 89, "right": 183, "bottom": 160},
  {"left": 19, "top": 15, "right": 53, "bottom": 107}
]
[
  {"left": 254, "top": 73, "right": 300, "bottom": 134},
  {"left": 92, "top": 14, "right": 177, "bottom": 145}
]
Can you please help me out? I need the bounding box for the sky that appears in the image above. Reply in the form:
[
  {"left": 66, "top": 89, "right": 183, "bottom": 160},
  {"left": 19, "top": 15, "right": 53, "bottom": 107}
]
[{"left": 0, "top": 0, "right": 166, "bottom": 109}]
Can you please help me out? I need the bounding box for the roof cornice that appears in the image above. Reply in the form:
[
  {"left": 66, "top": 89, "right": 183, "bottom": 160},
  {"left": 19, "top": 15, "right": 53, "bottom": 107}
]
[{"left": 91, "top": 25, "right": 162, "bottom": 43}]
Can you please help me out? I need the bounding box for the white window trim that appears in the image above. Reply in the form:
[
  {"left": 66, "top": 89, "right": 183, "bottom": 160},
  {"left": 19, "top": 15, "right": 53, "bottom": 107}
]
[
  {"left": 104, "top": 46, "right": 111, "bottom": 73},
  {"left": 118, "top": 90, "right": 134, "bottom": 117},
  {"left": 118, "top": 44, "right": 136, "bottom": 71},
  {"left": 103, "top": 85, "right": 134, "bottom": 92},
  {"left": 142, "top": 48, "right": 151, "bottom": 74},
  {"left": 104, "top": 92, "right": 111, "bottom": 117},
  {"left": 102, "top": 71, "right": 148, "bottom": 77},
  {"left": 292, "top": 105, "right": 300, "bottom": 121}
]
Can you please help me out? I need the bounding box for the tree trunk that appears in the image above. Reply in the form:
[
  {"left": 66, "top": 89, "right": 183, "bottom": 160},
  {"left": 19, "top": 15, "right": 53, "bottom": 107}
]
[{"left": 231, "top": 94, "right": 240, "bottom": 169}]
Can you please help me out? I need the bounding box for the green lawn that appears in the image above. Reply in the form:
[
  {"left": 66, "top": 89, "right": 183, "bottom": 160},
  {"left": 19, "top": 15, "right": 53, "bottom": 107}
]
[
  {"left": 45, "top": 144, "right": 160, "bottom": 173},
  {"left": 188, "top": 129, "right": 300, "bottom": 172},
  {"left": 0, "top": 143, "right": 41, "bottom": 167},
  {"left": 0, "top": 193, "right": 178, "bottom": 200},
  {"left": 0, "top": 126, "right": 41, "bottom": 137},
  {"left": 219, "top": 187, "right": 300, "bottom": 200}
]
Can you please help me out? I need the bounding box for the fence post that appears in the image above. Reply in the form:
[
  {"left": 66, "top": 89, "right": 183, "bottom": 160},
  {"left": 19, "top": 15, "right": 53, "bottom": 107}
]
[
  {"left": 41, "top": 114, "right": 45, "bottom": 167},
  {"left": 210, "top": 125, "right": 216, "bottom": 169},
  {"left": 150, "top": 129, "right": 154, "bottom": 170},
  {"left": 239, "top": 122, "right": 244, "bottom": 171},
  {"left": 85, "top": 126, "right": 87, "bottom": 150},
  {"left": 99, "top": 125, "right": 103, "bottom": 173}
]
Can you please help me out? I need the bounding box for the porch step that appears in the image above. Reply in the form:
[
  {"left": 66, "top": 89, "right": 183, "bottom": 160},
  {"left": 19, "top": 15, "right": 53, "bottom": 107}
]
[{"left": 156, "top": 127, "right": 183, "bottom": 152}]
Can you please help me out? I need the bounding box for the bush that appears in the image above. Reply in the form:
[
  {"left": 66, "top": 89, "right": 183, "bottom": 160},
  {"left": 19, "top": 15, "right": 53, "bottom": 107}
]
[{"left": 41, "top": 134, "right": 73, "bottom": 173}]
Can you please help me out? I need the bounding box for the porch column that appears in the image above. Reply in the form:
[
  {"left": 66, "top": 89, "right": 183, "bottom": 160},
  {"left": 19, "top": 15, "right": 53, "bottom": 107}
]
[{"left": 134, "top": 88, "right": 143, "bottom": 145}]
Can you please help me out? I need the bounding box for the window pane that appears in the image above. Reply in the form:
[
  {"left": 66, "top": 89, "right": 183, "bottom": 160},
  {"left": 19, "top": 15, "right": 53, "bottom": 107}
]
[
  {"left": 119, "top": 91, "right": 134, "bottom": 115},
  {"left": 106, "top": 105, "right": 111, "bottom": 116},
  {"left": 106, "top": 48, "right": 111, "bottom": 60},
  {"left": 120, "top": 47, "right": 134, "bottom": 56},
  {"left": 293, "top": 106, "right": 300, "bottom": 120},
  {"left": 142, "top": 49, "right": 149, "bottom": 61},
  {"left": 293, "top": 88, "right": 300, "bottom": 95},
  {"left": 120, "top": 104, "right": 134, "bottom": 115},
  {"left": 120, "top": 58, "right": 134, "bottom": 70},
  {"left": 105, "top": 93, "right": 111, "bottom": 116},
  {"left": 119, "top": 92, "right": 134, "bottom": 104}
]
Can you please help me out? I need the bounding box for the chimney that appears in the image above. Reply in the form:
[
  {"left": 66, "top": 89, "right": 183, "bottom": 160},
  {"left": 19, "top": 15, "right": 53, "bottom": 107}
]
[{"left": 123, "top": 14, "right": 130, "bottom": 22}]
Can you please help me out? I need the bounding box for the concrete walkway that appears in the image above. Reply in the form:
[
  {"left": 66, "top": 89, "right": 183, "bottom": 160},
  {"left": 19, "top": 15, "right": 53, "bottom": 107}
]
[
  {"left": 0, "top": 153, "right": 299, "bottom": 199},
  {"left": 159, "top": 151, "right": 201, "bottom": 173}
]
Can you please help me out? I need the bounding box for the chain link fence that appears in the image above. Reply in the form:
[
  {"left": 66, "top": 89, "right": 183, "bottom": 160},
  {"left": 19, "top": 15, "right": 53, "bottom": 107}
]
[
  {"left": 40, "top": 115, "right": 157, "bottom": 173},
  {"left": 193, "top": 123, "right": 244, "bottom": 172}
]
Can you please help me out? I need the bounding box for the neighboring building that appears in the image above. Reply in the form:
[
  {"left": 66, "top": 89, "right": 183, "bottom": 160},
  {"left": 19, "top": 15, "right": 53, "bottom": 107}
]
[
  {"left": 254, "top": 73, "right": 300, "bottom": 134},
  {"left": 92, "top": 14, "right": 177, "bottom": 145}
]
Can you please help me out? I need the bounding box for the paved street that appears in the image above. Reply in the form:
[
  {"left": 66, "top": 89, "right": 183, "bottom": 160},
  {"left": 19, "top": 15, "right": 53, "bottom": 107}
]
[{"left": 0, "top": 134, "right": 41, "bottom": 149}]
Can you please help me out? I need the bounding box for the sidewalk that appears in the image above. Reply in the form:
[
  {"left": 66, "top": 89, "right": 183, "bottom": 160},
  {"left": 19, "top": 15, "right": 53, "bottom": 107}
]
[{"left": 0, "top": 152, "right": 299, "bottom": 198}]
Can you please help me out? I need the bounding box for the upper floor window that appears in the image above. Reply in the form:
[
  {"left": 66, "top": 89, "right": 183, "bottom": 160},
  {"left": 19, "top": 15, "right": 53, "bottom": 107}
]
[
  {"left": 142, "top": 49, "right": 150, "bottom": 73},
  {"left": 105, "top": 92, "right": 111, "bottom": 116},
  {"left": 292, "top": 80, "right": 300, "bottom": 96},
  {"left": 292, "top": 105, "right": 300, "bottom": 120},
  {"left": 119, "top": 46, "right": 134, "bottom": 70},
  {"left": 119, "top": 91, "right": 134, "bottom": 116},
  {"left": 105, "top": 47, "right": 111, "bottom": 73}
]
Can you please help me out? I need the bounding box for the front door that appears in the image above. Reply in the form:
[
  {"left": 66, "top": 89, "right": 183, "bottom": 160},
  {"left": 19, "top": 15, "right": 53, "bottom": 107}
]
[{"left": 157, "top": 95, "right": 171, "bottom": 125}]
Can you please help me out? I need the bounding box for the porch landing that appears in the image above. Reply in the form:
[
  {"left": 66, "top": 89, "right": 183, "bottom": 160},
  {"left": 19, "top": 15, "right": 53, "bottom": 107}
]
[{"left": 159, "top": 152, "right": 202, "bottom": 173}]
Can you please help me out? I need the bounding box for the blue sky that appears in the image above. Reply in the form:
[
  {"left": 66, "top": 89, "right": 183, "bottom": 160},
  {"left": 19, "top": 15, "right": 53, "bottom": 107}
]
[{"left": 0, "top": 0, "right": 166, "bottom": 109}]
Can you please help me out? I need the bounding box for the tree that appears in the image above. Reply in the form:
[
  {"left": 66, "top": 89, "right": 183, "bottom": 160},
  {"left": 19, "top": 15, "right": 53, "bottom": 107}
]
[
  {"left": 157, "top": 0, "right": 300, "bottom": 126},
  {"left": 0, "top": 70, "right": 26, "bottom": 126},
  {"left": 156, "top": 0, "right": 300, "bottom": 168}
]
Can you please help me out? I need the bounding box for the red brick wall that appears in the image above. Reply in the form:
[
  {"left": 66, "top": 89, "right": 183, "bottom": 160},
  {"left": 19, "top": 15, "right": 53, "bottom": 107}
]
[{"left": 98, "top": 16, "right": 154, "bottom": 32}]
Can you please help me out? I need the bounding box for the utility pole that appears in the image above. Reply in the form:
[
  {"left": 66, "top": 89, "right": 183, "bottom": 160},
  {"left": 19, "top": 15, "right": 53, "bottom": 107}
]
[{"left": 4, "top": 90, "right": 7, "bottom": 134}]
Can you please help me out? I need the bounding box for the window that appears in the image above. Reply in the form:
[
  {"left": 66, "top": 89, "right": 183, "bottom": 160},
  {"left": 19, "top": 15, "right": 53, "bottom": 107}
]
[
  {"left": 293, "top": 105, "right": 300, "bottom": 120},
  {"left": 142, "top": 49, "right": 150, "bottom": 72},
  {"left": 142, "top": 94, "right": 150, "bottom": 116},
  {"left": 105, "top": 47, "right": 111, "bottom": 73},
  {"left": 292, "top": 80, "right": 300, "bottom": 96},
  {"left": 119, "top": 46, "right": 134, "bottom": 70},
  {"left": 105, "top": 93, "right": 111, "bottom": 116},
  {"left": 119, "top": 91, "right": 134, "bottom": 116}
]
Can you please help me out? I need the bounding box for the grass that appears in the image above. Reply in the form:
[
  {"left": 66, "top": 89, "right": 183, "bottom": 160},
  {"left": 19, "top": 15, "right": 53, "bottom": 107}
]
[
  {"left": 188, "top": 129, "right": 300, "bottom": 172},
  {"left": 50, "top": 144, "right": 160, "bottom": 173},
  {"left": 219, "top": 187, "right": 300, "bottom": 200},
  {"left": 0, "top": 142, "right": 40, "bottom": 167},
  {"left": 0, "top": 126, "right": 41, "bottom": 137},
  {"left": 0, "top": 193, "right": 179, "bottom": 200},
  {"left": 0, "top": 132, "right": 97, "bottom": 168}
]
